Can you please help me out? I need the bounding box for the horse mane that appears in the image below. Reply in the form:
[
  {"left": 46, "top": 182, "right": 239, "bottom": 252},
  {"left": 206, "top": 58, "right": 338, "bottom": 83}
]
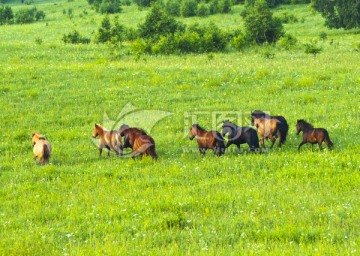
[
  {"left": 298, "top": 119, "right": 313, "bottom": 129},
  {"left": 95, "top": 123, "right": 107, "bottom": 132},
  {"left": 32, "top": 133, "right": 46, "bottom": 140},
  {"left": 193, "top": 124, "right": 206, "bottom": 132},
  {"left": 251, "top": 110, "right": 270, "bottom": 118}
]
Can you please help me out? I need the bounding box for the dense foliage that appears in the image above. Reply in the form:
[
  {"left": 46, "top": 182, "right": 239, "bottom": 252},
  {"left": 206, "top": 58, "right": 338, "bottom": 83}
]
[
  {"left": 311, "top": 0, "right": 360, "bottom": 29},
  {"left": 15, "top": 7, "right": 45, "bottom": 24},
  {"left": 87, "top": 0, "right": 122, "bottom": 14},
  {"left": 242, "top": 1, "right": 284, "bottom": 44},
  {"left": 0, "top": 5, "right": 13, "bottom": 24},
  {"left": 62, "top": 30, "right": 91, "bottom": 44}
]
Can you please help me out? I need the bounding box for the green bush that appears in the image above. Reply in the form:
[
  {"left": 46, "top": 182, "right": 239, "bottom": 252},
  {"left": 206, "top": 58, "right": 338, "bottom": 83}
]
[
  {"left": 165, "top": 0, "right": 181, "bottom": 16},
  {"left": 138, "top": 4, "right": 185, "bottom": 40},
  {"left": 15, "top": 7, "right": 37, "bottom": 24},
  {"left": 277, "top": 33, "right": 297, "bottom": 49},
  {"left": 242, "top": 1, "right": 284, "bottom": 44},
  {"left": 0, "top": 5, "right": 14, "bottom": 25},
  {"left": 62, "top": 30, "right": 90, "bottom": 44},
  {"left": 181, "top": 0, "right": 197, "bottom": 17}
]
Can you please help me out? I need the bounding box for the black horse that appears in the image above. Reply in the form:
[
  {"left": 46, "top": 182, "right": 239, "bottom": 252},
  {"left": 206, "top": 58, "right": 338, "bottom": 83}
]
[
  {"left": 221, "top": 120, "right": 260, "bottom": 152},
  {"left": 251, "top": 110, "right": 289, "bottom": 147}
]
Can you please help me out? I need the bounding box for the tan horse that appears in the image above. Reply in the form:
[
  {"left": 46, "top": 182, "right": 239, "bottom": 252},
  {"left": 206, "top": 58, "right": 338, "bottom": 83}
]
[
  {"left": 32, "top": 133, "right": 52, "bottom": 165},
  {"left": 92, "top": 124, "right": 122, "bottom": 156},
  {"left": 132, "top": 135, "right": 158, "bottom": 161},
  {"left": 252, "top": 117, "right": 283, "bottom": 148}
]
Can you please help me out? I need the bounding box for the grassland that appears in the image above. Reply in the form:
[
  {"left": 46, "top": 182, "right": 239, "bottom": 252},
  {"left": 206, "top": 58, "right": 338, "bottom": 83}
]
[{"left": 0, "top": 0, "right": 359, "bottom": 255}]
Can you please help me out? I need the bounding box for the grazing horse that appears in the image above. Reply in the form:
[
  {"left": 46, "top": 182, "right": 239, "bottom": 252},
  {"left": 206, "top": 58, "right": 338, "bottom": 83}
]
[
  {"left": 132, "top": 135, "right": 158, "bottom": 161},
  {"left": 252, "top": 117, "right": 285, "bottom": 148},
  {"left": 92, "top": 123, "right": 122, "bottom": 156},
  {"left": 221, "top": 120, "right": 259, "bottom": 152},
  {"left": 251, "top": 110, "right": 288, "bottom": 146},
  {"left": 189, "top": 124, "right": 225, "bottom": 156},
  {"left": 119, "top": 127, "right": 147, "bottom": 150},
  {"left": 32, "top": 133, "right": 52, "bottom": 165},
  {"left": 296, "top": 119, "right": 334, "bottom": 152}
]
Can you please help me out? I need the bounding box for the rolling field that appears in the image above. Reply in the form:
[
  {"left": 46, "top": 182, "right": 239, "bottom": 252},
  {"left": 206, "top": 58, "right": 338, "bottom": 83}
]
[{"left": 0, "top": 0, "right": 360, "bottom": 255}]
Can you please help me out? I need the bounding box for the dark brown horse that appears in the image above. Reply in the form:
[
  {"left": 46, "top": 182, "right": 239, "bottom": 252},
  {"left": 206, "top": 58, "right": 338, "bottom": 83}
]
[
  {"left": 296, "top": 119, "right": 334, "bottom": 152},
  {"left": 221, "top": 120, "right": 259, "bottom": 152},
  {"left": 132, "top": 135, "right": 158, "bottom": 161},
  {"left": 119, "top": 126, "right": 147, "bottom": 150},
  {"left": 251, "top": 110, "right": 288, "bottom": 147},
  {"left": 189, "top": 124, "right": 225, "bottom": 156}
]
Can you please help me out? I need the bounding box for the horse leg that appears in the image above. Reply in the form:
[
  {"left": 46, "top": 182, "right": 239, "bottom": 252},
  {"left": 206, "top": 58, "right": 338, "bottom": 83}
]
[
  {"left": 260, "top": 136, "right": 265, "bottom": 148},
  {"left": 199, "top": 148, "right": 206, "bottom": 156},
  {"left": 318, "top": 142, "right": 323, "bottom": 151},
  {"left": 98, "top": 148, "right": 103, "bottom": 156},
  {"left": 269, "top": 135, "right": 276, "bottom": 149},
  {"left": 298, "top": 141, "right": 307, "bottom": 152}
]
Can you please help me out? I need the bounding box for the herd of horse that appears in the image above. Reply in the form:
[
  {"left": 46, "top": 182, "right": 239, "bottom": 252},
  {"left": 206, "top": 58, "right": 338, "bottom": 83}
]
[{"left": 32, "top": 111, "right": 334, "bottom": 165}]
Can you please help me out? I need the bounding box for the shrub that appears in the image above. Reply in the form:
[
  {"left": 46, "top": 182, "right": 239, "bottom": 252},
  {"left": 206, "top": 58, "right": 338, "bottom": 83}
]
[
  {"left": 62, "top": 30, "right": 90, "bottom": 44},
  {"left": 304, "top": 42, "right": 322, "bottom": 56},
  {"left": 242, "top": 1, "right": 284, "bottom": 44},
  {"left": 99, "top": 0, "right": 122, "bottom": 14},
  {"left": 197, "top": 2, "right": 209, "bottom": 17},
  {"left": 138, "top": 4, "right": 185, "bottom": 40},
  {"left": 165, "top": 0, "right": 181, "bottom": 16},
  {"left": 15, "top": 7, "right": 37, "bottom": 24},
  {"left": 0, "top": 5, "right": 14, "bottom": 25},
  {"left": 277, "top": 33, "right": 297, "bottom": 49},
  {"left": 181, "top": 0, "right": 197, "bottom": 17}
]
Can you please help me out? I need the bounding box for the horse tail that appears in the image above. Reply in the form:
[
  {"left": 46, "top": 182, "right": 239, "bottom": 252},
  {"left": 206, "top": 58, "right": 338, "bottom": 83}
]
[
  {"left": 43, "top": 144, "right": 51, "bottom": 164},
  {"left": 215, "top": 132, "right": 226, "bottom": 155},
  {"left": 277, "top": 122, "right": 287, "bottom": 146},
  {"left": 323, "top": 129, "right": 334, "bottom": 150},
  {"left": 250, "top": 129, "right": 260, "bottom": 151}
]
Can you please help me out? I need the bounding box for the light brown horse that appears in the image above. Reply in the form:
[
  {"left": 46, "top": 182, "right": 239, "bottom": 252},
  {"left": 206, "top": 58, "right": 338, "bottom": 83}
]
[
  {"left": 189, "top": 124, "right": 225, "bottom": 156},
  {"left": 132, "top": 135, "right": 158, "bottom": 161},
  {"left": 92, "top": 123, "right": 122, "bottom": 156},
  {"left": 32, "top": 133, "right": 52, "bottom": 165},
  {"left": 252, "top": 117, "right": 284, "bottom": 148},
  {"left": 296, "top": 119, "right": 334, "bottom": 152}
]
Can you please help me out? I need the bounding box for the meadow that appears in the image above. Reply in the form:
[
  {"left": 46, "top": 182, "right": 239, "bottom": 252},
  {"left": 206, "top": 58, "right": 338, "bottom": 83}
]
[{"left": 0, "top": 0, "right": 360, "bottom": 255}]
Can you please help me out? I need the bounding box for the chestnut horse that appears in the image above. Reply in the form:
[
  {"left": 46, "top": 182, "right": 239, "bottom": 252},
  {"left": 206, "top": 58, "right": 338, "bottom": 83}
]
[
  {"left": 92, "top": 123, "right": 122, "bottom": 156},
  {"left": 251, "top": 110, "right": 288, "bottom": 146},
  {"left": 132, "top": 135, "right": 158, "bottom": 161},
  {"left": 189, "top": 124, "right": 225, "bottom": 156},
  {"left": 119, "top": 126, "right": 147, "bottom": 150},
  {"left": 296, "top": 119, "right": 334, "bottom": 152},
  {"left": 221, "top": 120, "right": 259, "bottom": 152},
  {"left": 32, "top": 133, "right": 52, "bottom": 165},
  {"left": 252, "top": 117, "right": 284, "bottom": 148}
]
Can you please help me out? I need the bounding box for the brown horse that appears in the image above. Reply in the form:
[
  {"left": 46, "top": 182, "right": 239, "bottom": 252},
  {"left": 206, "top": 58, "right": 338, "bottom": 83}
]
[
  {"left": 296, "top": 119, "right": 334, "bottom": 152},
  {"left": 189, "top": 124, "right": 225, "bottom": 156},
  {"left": 252, "top": 117, "right": 284, "bottom": 148},
  {"left": 92, "top": 123, "right": 122, "bottom": 156},
  {"left": 132, "top": 135, "right": 158, "bottom": 161},
  {"left": 32, "top": 133, "right": 52, "bottom": 165},
  {"left": 119, "top": 126, "right": 147, "bottom": 150}
]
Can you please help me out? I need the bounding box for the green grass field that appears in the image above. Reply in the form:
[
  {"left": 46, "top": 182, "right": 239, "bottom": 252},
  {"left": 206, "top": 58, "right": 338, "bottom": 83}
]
[{"left": 1, "top": 1, "right": 359, "bottom": 255}]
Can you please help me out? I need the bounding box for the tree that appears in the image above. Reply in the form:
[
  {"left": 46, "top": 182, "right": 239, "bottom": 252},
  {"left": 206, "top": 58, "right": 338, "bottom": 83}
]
[
  {"left": 95, "top": 15, "right": 112, "bottom": 43},
  {"left": 242, "top": 1, "right": 284, "bottom": 44},
  {"left": 138, "top": 4, "right": 185, "bottom": 40},
  {"left": 312, "top": 0, "right": 360, "bottom": 29}
]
